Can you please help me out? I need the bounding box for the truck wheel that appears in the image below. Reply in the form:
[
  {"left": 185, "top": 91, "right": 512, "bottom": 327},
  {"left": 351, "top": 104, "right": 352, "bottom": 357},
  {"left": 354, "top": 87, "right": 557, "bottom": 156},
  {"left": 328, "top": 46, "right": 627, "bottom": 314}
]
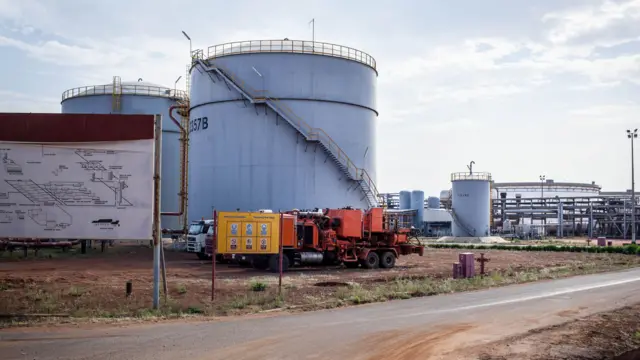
[
  {"left": 268, "top": 254, "right": 290, "bottom": 273},
  {"left": 252, "top": 257, "right": 269, "bottom": 270},
  {"left": 360, "top": 252, "right": 380, "bottom": 269},
  {"left": 196, "top": 252, "right": 208, "bottom": 260},
  {"left": 379, "top": 251, "right": 396, "bottom": 269}
]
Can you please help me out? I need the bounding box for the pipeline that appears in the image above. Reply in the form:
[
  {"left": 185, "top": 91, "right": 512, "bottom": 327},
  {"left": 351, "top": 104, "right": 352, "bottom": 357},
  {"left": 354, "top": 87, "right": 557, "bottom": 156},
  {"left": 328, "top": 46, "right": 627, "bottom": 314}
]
[{"left": 162, "top": 105, "right": 189, "bottom": 226}]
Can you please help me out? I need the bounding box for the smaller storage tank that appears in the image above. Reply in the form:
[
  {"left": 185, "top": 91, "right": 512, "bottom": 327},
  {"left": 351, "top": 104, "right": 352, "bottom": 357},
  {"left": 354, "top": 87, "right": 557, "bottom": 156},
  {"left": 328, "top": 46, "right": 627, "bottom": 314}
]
[
  {"left": 451, "top": 172, "right": 492, "bottom": 237},
  {"left": 427, "top": 196, "right": 440, "bottom": 209},
  {"left": 411, "top": 190, "right": 425, "bottom": 228},
  {"left": 399, "top": 191, "right": 412, "bottom": 210}
]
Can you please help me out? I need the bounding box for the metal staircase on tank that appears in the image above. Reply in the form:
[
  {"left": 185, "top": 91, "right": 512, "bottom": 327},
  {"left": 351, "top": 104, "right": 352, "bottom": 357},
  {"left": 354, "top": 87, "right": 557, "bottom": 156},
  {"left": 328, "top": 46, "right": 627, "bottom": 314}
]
[
  {"left": 191, "top": 54, "right": 380, "bottom": 208},
  {"left": 111, "top": 76, "right": 122, "bottom": 112},
  {"left": 449, "top": 208, "right": 477, "bottom": 237}
]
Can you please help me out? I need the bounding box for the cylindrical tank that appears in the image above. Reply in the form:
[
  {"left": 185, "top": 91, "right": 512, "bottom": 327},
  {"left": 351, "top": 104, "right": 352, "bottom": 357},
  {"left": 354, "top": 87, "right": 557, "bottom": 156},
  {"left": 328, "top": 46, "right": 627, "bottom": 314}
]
[
  {"left": 451, "top": 172, "right": 492, "bottom": 237},
  {"left": 410, "top": 190, "right": 425, "bottom": 228},
  {"left": 61, "top": 79, "right": 188, "bottom": 230},
  {"left": 427, "top": 196, "right": 440, "bottom": 209},
  {"left": 188, "top": 40, "right": 378, "bottom": 218},
  {"left": 399, "top": 191, "right": 412, "bottom": 210}
]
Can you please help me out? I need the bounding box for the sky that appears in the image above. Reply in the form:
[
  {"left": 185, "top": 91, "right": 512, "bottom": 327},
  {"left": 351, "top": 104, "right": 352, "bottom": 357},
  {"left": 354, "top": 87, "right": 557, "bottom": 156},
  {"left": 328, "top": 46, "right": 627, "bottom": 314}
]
[{"left": 0, "top": 0, "right": 639, "bottom": 196}]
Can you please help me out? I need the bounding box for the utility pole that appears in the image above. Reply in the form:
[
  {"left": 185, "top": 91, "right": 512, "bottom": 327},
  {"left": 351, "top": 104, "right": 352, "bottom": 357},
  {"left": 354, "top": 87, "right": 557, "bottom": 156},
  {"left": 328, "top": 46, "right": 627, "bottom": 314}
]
[
  {"left": 628, "top": 129, "right": 637, "bottom": 244},
  {"left": 182, "top": 31, "right": 192, "bottom": 58},
  {"left": 539, "top": 175, "right": 546, "bottom": 230}
]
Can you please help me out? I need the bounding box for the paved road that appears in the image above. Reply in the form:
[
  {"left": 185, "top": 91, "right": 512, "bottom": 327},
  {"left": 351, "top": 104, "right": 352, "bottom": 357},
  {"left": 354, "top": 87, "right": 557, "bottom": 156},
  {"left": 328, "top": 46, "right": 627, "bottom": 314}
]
[{"left": 3, "top": 268, "right": 640, "bottom": 360}]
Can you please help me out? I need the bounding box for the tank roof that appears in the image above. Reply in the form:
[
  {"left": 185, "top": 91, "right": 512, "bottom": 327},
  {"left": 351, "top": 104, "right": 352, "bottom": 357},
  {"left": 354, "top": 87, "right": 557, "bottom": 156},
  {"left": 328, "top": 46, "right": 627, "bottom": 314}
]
[
  {"left": 451, "top": 172, "right": 492, "bottom": 182},
  {"left": 193, "top": 39, "right": 376, "bottom": 71},
  {"left": 61, "top": 80, "right": 188, "bottom": 102}
]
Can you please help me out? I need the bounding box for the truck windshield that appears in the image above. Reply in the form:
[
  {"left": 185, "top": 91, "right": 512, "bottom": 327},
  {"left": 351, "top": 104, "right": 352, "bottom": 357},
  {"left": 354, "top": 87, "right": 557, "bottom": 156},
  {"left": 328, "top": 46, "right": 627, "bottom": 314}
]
[{"left": 188, "top": 224, "right": 204, "bottom": 235}]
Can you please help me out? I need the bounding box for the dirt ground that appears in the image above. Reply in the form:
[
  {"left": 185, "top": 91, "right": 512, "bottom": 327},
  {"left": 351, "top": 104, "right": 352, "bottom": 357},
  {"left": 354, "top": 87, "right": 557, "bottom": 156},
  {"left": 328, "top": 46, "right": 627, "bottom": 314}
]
[
  {"left": 1, "top": 243, "right": 640, "bottom": 320},
  {"left": 459, "top": 303, "right": 640, "bottom": 360}
]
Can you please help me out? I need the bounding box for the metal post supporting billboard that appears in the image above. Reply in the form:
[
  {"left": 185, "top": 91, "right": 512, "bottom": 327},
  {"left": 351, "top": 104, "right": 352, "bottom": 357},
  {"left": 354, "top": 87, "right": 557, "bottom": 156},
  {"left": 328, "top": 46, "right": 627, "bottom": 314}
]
[{"left": 152, "top": 115, "right": 163, "bottom": 309}]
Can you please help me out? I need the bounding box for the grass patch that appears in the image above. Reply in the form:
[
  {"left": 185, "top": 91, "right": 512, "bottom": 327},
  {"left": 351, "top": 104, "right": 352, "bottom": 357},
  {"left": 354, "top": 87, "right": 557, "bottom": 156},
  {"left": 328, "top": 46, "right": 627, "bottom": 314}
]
[
  {"left": 176, "top": 283, "right": 187, "bottom": 295},
  {"left": 429, "top": 243, "right": 640, "bottom": 255},
  {"left": 67, "top": 287, "right": 85, "bottom": 297},
  {"left": 327, "top": 262, "right": 615, "bottom": 308},
  {"left": 219, "top": 291, "right": 284, "bottom": 314},
  {"left": 249, "top": 281, "right": 268, "bottom": 292}
]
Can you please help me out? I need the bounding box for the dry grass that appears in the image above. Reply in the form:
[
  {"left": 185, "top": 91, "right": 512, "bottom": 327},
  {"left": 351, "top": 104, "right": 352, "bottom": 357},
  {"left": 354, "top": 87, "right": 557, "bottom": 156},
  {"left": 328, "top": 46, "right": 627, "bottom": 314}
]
[
  {"left": 3, "top": 256, "right": 638, "bottom": 328},
  {"left": 2, "top": 245, "right": 640, "bottom": 327}
]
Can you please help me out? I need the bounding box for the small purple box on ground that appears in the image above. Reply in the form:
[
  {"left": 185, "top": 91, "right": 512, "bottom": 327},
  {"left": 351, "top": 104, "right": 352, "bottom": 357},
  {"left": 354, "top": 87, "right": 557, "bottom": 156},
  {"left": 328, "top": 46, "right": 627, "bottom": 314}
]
[
  {"left": 452, "top": 262, "right": 462, "bottom": 279},
  {"left": 597, "top": 237, "right": 606, "bottom": 247},
  {"left": 459, "top": 252, "right": 475, "bottom": 278}
]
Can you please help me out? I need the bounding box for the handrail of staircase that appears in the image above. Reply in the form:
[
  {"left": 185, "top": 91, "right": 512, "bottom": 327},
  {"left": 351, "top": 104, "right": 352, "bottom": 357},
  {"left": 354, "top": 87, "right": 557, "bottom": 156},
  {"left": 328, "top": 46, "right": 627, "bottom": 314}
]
[
  {"left": 208, "top": 60, "right": 379, "bottom": 201},
  {"left": 450, "top": 208, "right": 476, "bottom": 236},
  {"left": 269, "top": 99, "right": 359, "bottom": 179},
  {"left": 359, "top": 168, "right": 379, "bottom": 199}
]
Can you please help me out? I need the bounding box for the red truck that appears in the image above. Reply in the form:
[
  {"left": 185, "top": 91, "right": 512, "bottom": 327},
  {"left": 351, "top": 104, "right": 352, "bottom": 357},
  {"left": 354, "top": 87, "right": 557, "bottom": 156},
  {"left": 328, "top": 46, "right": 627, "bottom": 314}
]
[{"left": 206, "top": 207, "right": 424, "bottom": 272}]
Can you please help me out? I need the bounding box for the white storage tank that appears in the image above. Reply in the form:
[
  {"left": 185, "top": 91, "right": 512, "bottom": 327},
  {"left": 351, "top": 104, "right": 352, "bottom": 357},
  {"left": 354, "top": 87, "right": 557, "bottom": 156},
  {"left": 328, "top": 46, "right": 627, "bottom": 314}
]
[
  {"left": 188, "top": 39, "right": 378, "bottom": 217},
  {"left": 450, "top": 172, "right": 492, "bottom": 237},
  {"left": 61, "top": 79, "right": 188, "bottom": 231}
]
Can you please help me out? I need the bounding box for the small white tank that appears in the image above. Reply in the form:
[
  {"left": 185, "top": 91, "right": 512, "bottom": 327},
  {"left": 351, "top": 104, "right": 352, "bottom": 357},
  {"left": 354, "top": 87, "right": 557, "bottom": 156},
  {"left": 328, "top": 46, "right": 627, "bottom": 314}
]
[{"left": 451, "top": 172, "right": 492, "bottom": 237}]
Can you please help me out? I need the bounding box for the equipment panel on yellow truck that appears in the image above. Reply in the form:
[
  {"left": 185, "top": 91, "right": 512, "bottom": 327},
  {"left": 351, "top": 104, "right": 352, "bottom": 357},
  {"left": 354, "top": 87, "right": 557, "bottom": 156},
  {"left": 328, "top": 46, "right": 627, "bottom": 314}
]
[{"left": 217, "top": 212, "right": 280, "bottom": 254}]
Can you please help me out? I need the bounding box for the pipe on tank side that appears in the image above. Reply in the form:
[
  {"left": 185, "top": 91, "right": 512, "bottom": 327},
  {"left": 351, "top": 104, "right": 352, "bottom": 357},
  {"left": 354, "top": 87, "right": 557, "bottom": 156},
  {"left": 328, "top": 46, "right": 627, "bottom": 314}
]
[{"left": 162, "top": 105, "right": 188, "bottom": 220}]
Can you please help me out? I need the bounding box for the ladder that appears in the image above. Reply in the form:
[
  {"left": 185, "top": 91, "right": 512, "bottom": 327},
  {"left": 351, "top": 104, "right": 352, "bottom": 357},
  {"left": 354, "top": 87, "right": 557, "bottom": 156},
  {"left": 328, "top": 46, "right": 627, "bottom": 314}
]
[
  {"left": 185, "top": 64, "right": 191, "bottom": 97},
  {"left": 192, "top": 58, "right": 380, "bottom": 208},
  {"left": 450, "top": 208, "right": 477, "bottom": 237},
  {"left": 177, "top": 95, "right": 190, "bottom": 231},
  {"left": 111, "top": 76, "right": 122, "bottom": 112}
]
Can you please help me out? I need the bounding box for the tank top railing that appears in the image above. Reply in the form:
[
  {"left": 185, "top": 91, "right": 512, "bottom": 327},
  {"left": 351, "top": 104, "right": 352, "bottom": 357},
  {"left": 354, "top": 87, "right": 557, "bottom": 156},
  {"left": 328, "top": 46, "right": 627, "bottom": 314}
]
[
  {"left": 61, "top": 84, "right": 188, "bottom": 101},
  {"left": 199, "top": 58, "right": 379, "bottom": 206},
  {"left": 200, "top": 39, "right": 377, "bottom": 71}
]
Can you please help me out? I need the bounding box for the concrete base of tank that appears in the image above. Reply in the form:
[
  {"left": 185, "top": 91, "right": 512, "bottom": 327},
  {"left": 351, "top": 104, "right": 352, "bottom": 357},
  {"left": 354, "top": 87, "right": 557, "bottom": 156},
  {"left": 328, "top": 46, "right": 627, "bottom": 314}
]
[{"left": 435, "top": 236, "right": 509, "bottom": 244}]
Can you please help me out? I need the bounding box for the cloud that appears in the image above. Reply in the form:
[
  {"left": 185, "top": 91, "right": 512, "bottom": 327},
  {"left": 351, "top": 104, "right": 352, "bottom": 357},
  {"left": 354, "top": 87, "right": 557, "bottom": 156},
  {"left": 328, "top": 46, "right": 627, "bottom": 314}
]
[
  {"left": 542, "top": 0, "right": 640, "bottom": 45},
  {"left": 0, "top": 90, "right": 59, "bottom": 112},
  {"left": 0, "top": 33, "right": 194, "bottom": 90},
  {"left": 567, "top": 103, "right": 640, "bottom": 125}
]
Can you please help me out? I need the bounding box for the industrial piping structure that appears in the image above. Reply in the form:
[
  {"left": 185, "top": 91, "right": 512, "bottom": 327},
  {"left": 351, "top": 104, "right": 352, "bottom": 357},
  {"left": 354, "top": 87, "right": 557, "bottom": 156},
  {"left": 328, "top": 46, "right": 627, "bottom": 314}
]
[
  {"left": 186, "top": 39, "right": 380, "bottom": 220},
  {"left": 382, "top": 180, "right": 638, "bottom": 239},
  {"left": 61, "top": 78, "right": 190, "bottom": 231}
]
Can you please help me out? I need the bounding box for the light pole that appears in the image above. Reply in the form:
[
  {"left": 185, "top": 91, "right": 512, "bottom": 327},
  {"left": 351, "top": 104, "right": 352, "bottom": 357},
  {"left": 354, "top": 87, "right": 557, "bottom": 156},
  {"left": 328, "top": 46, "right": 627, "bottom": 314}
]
[
  {"left": 628, "top": 129, "right": 637, "bottom": 244},
  {"left": 174, "top": 75, "right": 182, "bottom": 96},
  {"left": 540, "top": 175, "right": 546, "bottom": 229},
  {"left": 182, "top": 31, "right": 192, "bottom": 58}
]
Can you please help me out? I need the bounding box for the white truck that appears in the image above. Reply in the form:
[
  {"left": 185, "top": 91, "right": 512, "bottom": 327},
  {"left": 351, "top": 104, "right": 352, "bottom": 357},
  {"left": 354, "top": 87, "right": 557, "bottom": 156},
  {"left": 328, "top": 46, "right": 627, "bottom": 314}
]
[{"left": 186, "top": 219, "right": 214, "bottom": 260}]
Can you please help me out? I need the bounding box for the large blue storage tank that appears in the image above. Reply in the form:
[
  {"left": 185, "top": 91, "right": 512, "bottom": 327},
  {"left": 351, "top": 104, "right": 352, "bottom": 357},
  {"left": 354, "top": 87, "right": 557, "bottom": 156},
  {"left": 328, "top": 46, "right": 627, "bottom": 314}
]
[
  {"left": 410, "top": 190, "right": 425, "bottom": 228},
  {"left": 450, "top": 172, "right": 492, "bottom": 237},
  {"left": 399, "top": 191, "right": 411, "bottom": 210},
  {"left": 61, "top": 79, "right": 187, "bottom": 230},
  {"left": 188, "top": 40, "right": 378, "bottom": 218}
]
